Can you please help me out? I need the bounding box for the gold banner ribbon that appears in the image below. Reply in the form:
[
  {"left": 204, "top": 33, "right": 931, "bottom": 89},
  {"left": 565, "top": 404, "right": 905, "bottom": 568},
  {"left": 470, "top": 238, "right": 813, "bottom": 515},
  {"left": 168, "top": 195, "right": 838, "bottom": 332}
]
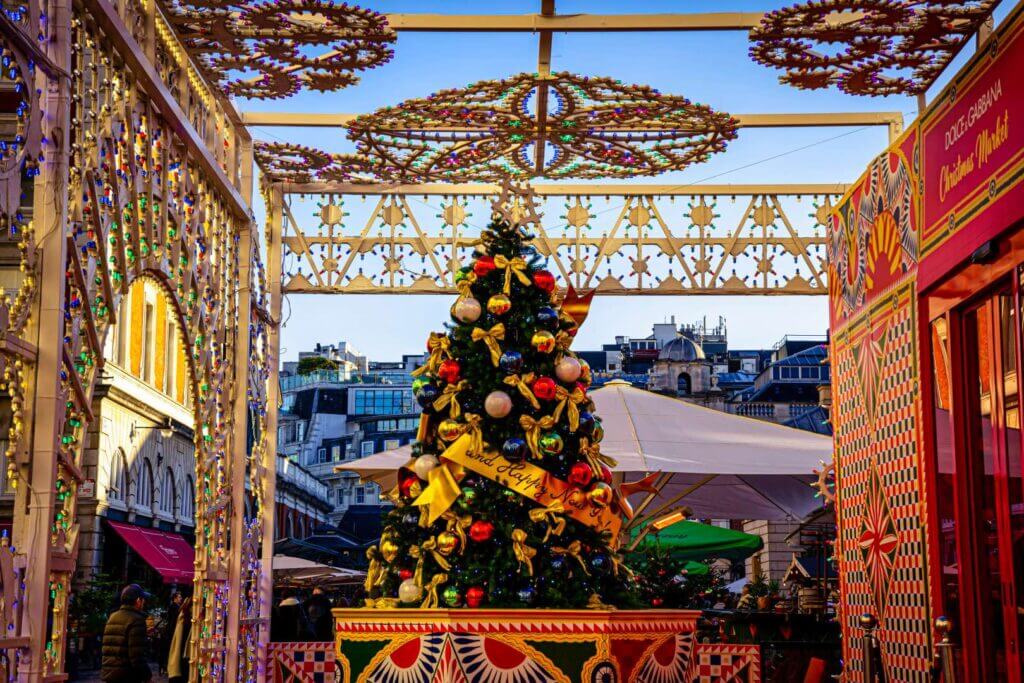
[
  {"left": 471, "top": 323, "right": 505, "bottom": 366},
  {"left": 551, "top": 540, "right": 590, "bottom": 575},
  {"left": 425, "top": 433, "right": 623, "bottom": 538},
  {"left": 519, "top": 414, "right": 557, "bottom": 460},
  {"left": 420, "top": 573, "right": 449, "bottom": 609},
  {"left": 412, "top": 332, "right": 451, "bottom": 377},
  {"left": 433, "top": 380, "right": 468, "bottom": 418},
  {"left": 493, "top": 255, "right": 531, "bottom": 295},
  {"left": 511, "top": 528, "right": 536, "bottom": 576},
  {"left": 614, "top": 471, "right": 662, "bottom": 519},
  {"left": 503, "top": 372, "right": 539, "bottom": 410},
  {"left": 559, "top": 285, "right": 596, "bottom": 328},
  {"left": 528, "top": 501, "right": 567, "bottom": 543},
  {"left": 552, "top": 385, "right": 586, "bottom": 432},
  {"left": 416, "top": 414, "right": 431, "bottom": 444}
]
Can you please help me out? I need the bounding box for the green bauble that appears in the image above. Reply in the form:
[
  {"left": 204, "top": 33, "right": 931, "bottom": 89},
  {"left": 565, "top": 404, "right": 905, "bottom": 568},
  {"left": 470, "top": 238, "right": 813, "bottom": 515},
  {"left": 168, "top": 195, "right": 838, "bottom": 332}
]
[
  {"left": 443, "top": 585, "right": 463, "bottom": 607},
  {"left": 412, "top": 377, "right": 430, "bottom": 393},
  {"left": 458, "top": 486, "right": 478, "bottom": 510},
  {"left": 502, "top": 488, "right": 518, "bottom": 502},
  {"left": 539, "top": 432, "right": 564, "bottom": 456}
]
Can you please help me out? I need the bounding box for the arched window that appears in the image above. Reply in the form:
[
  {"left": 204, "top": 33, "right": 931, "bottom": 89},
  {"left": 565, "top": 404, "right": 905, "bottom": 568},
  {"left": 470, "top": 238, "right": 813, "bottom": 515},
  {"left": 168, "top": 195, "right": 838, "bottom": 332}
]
[
  {"left": 159, "top": 467, "right": 176, "bottom": 515},
  {"left": 136, "top": 460, "right": 154, "bottom": 509},
  {"left": 180, "top": 475, "right": 194, "bottom": 521},
  {"left": 108, "top": 449, "right": 129, "bottom": 503}
]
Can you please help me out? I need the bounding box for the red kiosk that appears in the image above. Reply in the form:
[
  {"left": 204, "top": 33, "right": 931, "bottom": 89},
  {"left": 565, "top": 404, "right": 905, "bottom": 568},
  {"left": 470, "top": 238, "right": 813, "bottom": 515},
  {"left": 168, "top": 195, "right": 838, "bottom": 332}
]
[{"left": 830, "top": 4, "right": 1024, "bottom": 680}]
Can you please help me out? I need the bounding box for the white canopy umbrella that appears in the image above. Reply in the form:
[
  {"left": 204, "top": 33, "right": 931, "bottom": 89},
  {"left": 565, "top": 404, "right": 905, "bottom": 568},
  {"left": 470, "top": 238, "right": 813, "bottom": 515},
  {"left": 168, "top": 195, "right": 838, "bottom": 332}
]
[
  {"left": 337, "top": 381, "right": 832, "bottom": 528},
  {"left": 272, "top": 555, "right": 365, "bottom": 585}
]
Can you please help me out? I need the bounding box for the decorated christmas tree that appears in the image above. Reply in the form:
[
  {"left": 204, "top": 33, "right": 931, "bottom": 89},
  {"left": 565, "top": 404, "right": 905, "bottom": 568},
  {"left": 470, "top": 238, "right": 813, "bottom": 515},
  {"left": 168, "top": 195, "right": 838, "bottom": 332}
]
[{"left": 364, "top": 183, "right": 651, "bottom": 610}]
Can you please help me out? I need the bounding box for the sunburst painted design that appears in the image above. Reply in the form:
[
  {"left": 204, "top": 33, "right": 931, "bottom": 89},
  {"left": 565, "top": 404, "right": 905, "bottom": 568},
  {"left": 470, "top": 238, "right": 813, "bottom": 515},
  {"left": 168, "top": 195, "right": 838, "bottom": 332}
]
[
  {"left": 452, "top": 634, "right": 552, "bottom": 683},
  {"left": 851, "top": 322, "right": 889, "bottom": 427},
  {"left": 369, "top": 634, "right": 445, "bottom": 683},
  {"left": 634, "top": 633, "right": 694, "bottom": 683}
]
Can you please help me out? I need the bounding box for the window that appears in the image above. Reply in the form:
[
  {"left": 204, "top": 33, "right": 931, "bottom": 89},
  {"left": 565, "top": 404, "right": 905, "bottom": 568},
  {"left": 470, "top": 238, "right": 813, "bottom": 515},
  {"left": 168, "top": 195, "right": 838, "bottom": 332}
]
[
  {"left": 337, "top": 488, "right": 345, "bottom": 504},
  {"left": 345, "top": 443, "right": 353, "bottom": 460},
  {"left": 317, "top": 447, "right": 327, "bottom": 463},
  {"left": 159, "top": 467, "right": 176, "bottom": 515},
  {"left": 109, "top": 449, "right": 128, "bottom": 502},
  {"left": 297, "top": 422, "right": 306, "bottom": 441},
  {"left": 331, "top": 445, "right": 341, "bottom": 461},
  {"left": 141, "top": 302, "right": 155, "bottom": 384},
  {"left": 355, "top": 486, "right": 365, "bottom": 504},
  {"left": 136, "top": 460, "right": 154, "bottom": 509},
  {"left": 163, "top": 320, "right": 177, "bottom": 395},
  {"left": 181, "top": 476, "right": 195, "bottom": 520},
  {"left": 115, "top": 295, "right": 130, "bottom": 367},
  {"left": 801, "top": 366, "right": 817, "bottom": 379},
  {"left": 361, "top": 441, "right": 375, "bottom": 457},
  {"left": 383, "top": 438, "right": 400, "bottom": 450},
  {"left": 352, "top": 389, "right": 414, "bottom": 415},
  {"left": 377, "top": 418, "right": 417, "bottom": 432}
]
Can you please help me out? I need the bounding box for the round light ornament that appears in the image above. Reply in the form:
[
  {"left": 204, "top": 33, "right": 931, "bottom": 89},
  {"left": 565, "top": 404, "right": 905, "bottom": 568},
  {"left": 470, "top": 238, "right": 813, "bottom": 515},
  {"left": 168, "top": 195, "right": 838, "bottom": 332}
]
[
  {"left": 437, "top": 531, "right": 460, "bottom": 556},
  {"left": 555, "top": 356, "right": 582, "bottom": 383},
  {"left": 531, "top": 330, "right": 556, "bottom": 353},
  {"left": 453, "top": 297, "right": 482, "bottom": 323},
  {"left": 443, "top": 585, "right": 463, "bottom": 607},
  {"left": 539, "top": 432, "right": 564, "bottom": 457},
  {"left": 413, "top": 454, "right": 440, "bottom": 480},
  {"left": 484, "top": 390, "right": 513, "bottom": 418},
  {"left": 587, "top": 482, "right": 614, "bottom": 508},
  {"left": 380, "top": 539, "right": 400, "bottom": 562},
  {"left": 437, "top": 419, "right": 464, "bottom": 442},
  {"left": 487, "top": 294, "right": 512, "bottom": 316},
  {"left": 399, "top": 578, "right": 423, "bottom": 604}
]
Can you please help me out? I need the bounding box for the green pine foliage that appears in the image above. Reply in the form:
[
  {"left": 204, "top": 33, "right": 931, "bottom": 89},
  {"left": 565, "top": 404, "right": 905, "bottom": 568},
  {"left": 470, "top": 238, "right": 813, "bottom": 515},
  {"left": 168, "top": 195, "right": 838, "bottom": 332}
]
[
  {"left": 629, "top": 549, "right": 727, "bottom": 610},
  {"left": 368, "top": 217, "right": 639, "bottom": 609}
]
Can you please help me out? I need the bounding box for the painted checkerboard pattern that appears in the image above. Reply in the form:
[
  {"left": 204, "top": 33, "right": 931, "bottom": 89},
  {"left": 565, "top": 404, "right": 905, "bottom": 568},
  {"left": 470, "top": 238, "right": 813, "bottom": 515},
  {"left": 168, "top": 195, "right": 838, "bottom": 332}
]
[
  {"left": 690, "top": 644, "right": 761, "bottom": 682},
  {"left": 832, "top": 280, "right": 932, "bottom": 682},
  {"left": 269, "top": 641, "right": 336, "bottom": 683}
]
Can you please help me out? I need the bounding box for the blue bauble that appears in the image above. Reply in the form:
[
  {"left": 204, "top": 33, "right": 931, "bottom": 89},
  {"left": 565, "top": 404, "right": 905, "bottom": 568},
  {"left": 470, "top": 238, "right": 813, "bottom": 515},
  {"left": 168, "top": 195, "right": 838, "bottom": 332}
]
[
  {"left": 576, "top": 411, "right": 596, "bottom": 435},
  {"left": 416, "top": 384, "right": 440, "bottom": 409},
  {"left": 499, "top": 350, "right": 524, "bottom": 374},
  {"left": 549, "top": 556, "right": 568, "bottom": 574},
  {"left": 502, "top": 437, "right": 528, "bottom": 462},
  {"left": 516, "top": 585, "right": 537, "bottom": 605},
  {"left": 589, "top": 551, "right": 611, "bottom": 575},
  {"left": 536, "top": 306, "right": 559, "bottom": 330}
]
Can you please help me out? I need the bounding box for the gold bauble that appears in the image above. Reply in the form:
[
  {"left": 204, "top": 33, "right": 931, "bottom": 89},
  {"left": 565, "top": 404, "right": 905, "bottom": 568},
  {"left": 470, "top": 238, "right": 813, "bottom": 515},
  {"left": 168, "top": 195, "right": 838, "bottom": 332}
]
[
  {"left": 436, "top": 531, "right": 460, "bottom": 556},
  {"left": 487, "top": 294, "right": 512, "bottom": 316},
  {"left": 380, "top": 539, "right": 400, "bottom": 563},
  {"left": 531, "top": 330, "right": 556, "bottom": 353},
  {"left": 438, "top": 419, "right": 464, "bottom": 442},
  {"left": 587, "top": 482, "right": 614, "bottom": 508}
]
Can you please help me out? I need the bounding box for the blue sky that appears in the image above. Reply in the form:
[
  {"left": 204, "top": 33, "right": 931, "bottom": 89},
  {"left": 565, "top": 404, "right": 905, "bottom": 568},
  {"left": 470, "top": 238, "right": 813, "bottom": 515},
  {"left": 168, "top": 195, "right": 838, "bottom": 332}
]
[{"left": 244, "top": 0, "right": 999, "bottom": 363}]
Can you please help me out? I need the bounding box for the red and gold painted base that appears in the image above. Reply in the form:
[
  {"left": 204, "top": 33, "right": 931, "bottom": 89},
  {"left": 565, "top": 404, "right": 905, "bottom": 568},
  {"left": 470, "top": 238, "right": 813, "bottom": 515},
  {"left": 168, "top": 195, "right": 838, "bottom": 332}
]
[{"left": 332, "top": 609, "right": 760, "bottom": 683}]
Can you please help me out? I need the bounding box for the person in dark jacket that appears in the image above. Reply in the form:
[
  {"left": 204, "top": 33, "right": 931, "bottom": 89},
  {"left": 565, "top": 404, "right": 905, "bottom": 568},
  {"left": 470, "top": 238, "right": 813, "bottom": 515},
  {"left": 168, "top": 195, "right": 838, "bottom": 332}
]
[
  {"left": 166, "top": 596, "right": 192, "bottom": 683},
  {"left": 158, "top": 592, "right": 182, "bottom": 674},
  {"left": 304, "top": 587, "right": 333, "bottom": 641},
  {"left": 101, "top": 584, "right": 153, "bottom": 683}
]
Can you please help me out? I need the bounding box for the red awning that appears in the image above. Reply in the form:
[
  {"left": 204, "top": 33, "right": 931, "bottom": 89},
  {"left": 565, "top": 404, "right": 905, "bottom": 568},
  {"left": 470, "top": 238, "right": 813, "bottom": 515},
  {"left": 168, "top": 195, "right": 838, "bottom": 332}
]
[{"left": 108, "top": 520, "right": 195, "bottom": 584}]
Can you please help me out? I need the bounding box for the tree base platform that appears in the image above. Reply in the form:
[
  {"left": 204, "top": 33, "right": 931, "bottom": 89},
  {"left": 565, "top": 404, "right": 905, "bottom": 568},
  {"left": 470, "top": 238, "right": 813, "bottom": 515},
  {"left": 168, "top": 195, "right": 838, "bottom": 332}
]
[{"left": 332, "top": 608, "right": 761, "bottom": 682}]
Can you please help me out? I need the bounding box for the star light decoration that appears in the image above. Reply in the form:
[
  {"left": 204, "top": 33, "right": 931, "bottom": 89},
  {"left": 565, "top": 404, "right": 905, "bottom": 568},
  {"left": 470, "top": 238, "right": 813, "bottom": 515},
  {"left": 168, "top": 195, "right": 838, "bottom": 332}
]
[
  {"left": 749, "top": 0, "right": 999, "bottom": 96},
  {"left": 164, "top": 0, "right": 396, "bottom": 99},
  {"left": 253, "top": 141, "right": 389, "bottom": 183},
  {"left": 345, "top": 71, "right": 739, "bottom": 181}
]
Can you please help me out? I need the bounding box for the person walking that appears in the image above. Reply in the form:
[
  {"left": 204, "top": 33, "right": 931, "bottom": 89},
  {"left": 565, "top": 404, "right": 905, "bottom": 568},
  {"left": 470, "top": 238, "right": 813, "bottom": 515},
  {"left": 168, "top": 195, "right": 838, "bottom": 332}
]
[
  {"left": 304, "top": 587, "right": 333, "bottom": 641},
  {"left": 159, "top": 592, "right": 183, "bottom": 674},
  {"left": 101, "top": 584, "right": 153, "bottom": 683},
  {"left": 166, "top": 596, "right": 192, "bottom": 683}
]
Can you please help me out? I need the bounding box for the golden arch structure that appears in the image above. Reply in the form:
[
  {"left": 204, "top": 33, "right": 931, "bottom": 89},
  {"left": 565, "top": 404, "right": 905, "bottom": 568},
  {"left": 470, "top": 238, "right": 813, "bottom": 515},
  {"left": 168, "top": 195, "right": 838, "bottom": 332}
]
[{"left": 0, "top": 0, "right": 1003, "bottom": 680}]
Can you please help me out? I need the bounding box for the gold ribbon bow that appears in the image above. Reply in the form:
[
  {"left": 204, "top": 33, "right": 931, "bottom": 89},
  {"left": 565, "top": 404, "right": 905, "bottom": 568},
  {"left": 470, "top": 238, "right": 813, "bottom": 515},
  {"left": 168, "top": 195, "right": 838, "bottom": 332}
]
[
  {"left": 421, "top": 573, "right": 449, "bottom": 609},
  {"left": 433, "top": 380, "right": 469, "bottom": 418},
  {"left": 552, "top": 385, "right": 587, "bottom": 432},
  {"left": 551, "top": 540, "right": 590, "bottom": 576},
  {"left": 412, "top": 333, "right": 451, "bottom": 377},
  {"left": 553, "top": 331, "right": 575, "bottom": 363},
  {"left": 364, "top": 597, "right": 400, "bottom": 609},
  {"left": 503, "top": 372, "right": 539, "bottom": 410},
  {"left": 364, "top": 546, "right": 386, "bottom": 594},
  {"left": 463, "top": 413, "right": 484, "bottom": 454},
  {"left": 580, "top": 438, "right": 617, "bottom": 477},
  {"left": 493, "top": 255, "right": 531, "bottom": 294},
  {"left": 528, "top": 501, "right": 567, "bottom": 543},
  {"left": 519, "top": 414, "right": 557, "bottom": 460},
  {"left": 586, "top": 593, "right": 613, "bottom": 610},
  {"left": 413, "top": 452, "right": 466, "bottom": 526},
  {"left": 441, "top": 511, "right": 472, "bottom": 553},
  {"left": 455, "top": 271, "right": 477, "bottom": 299},
  {"left": 471, "top": 323, "right": 505, "bottom": 366},
  {"left": 410, "top": 538, "right": 452, "bottom": 588},
  {"left": 610, "top": 553, "right": 634, "bottom": 579},
  {"left": 511, "top": 528, "right": 536, "bottom": 576}
]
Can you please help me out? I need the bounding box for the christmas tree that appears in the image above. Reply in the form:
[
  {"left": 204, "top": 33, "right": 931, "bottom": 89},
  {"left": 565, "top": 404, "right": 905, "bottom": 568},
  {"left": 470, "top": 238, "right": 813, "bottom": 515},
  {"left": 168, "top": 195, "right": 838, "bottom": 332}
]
[{"left": 364, "top": 183, "right": 642, "bottom": 609}]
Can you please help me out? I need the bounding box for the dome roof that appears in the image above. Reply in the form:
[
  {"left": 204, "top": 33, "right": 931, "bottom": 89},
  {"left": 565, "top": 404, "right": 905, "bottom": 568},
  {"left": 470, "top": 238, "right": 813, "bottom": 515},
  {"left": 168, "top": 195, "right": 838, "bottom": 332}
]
[{"left": 658, "top": 335, "right": 706, "bottom": 362}]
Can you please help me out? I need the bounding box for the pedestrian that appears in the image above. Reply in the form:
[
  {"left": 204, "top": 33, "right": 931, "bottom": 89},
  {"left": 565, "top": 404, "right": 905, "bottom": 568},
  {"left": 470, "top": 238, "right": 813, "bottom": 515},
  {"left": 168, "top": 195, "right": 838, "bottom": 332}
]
[
  {"left": 736, "top": 584, "right": 755, "bottom": 610},
  {"left": 159, "top": 591, "right": 183, "bottom": 674},
  {"left": 304, "top": 587, "right": 333, "bottom": 641},
  {"left": 271, "top": 595, "right": 314, "bottom": 642},
  {"left": 166, "top": 596, "right": 192, "bottom": 683},
  {"left": 101, "top": 584, "right": 153, "bottom": 683}
]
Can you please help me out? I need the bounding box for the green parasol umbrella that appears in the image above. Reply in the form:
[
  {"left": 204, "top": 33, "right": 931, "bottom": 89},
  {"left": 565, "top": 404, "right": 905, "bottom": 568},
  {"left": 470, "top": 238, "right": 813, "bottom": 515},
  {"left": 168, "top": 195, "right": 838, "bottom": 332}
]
[
  {"left": 631, "top": 520, "right": 763, "bottom": 562},
  {"left": 680, "top": 560, "right": 709, "bottom": 576}
]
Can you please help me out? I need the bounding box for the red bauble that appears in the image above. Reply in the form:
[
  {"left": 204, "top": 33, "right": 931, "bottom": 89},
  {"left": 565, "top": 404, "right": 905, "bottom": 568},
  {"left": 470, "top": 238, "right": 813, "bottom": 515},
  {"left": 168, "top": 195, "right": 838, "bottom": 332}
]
[
  {"left": 532, "top": 376, "right": 558, "bottom": 401},
  {"left": 466, "top": 586, "right": 486, "bottom": 608},
  {"left": 533, "top": 269, "right": 556, "bottom": 293},
  {"left": 599, "top": 465, "right": 613, "bottom": 484},
  {"left": 651, "top": 598, "right": 664, "bottom": 607},
  {"left": 399, "top": 569, "right": 413, "bottom": 581},
  {"left": 568, "top": 462, "right": 594, "bottom": 488},
  {"left": 469, "top": 520, "right": 495, "bottom": 543},
  {"left": 437, "top": 359, "right": 461, "bottom": 384},
  {"left": 473, "top": 255, "right": 496, "bottom": 277},
  {"left": 399, "top": 474, "right": 421, "bottom": 499}
]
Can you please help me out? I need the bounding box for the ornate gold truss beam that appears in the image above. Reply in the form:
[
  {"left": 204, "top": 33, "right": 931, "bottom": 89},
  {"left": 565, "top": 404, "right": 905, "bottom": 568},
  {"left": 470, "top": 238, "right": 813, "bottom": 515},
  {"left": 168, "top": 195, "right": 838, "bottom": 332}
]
[
  {"left": 381, "top": 12, "right": 764, "bottom": 32},
  {"left": 241, "top": 111, "right": 904, "bottom": 142},
  {"left": 274, "top": 185, "right": 844, "bottom": 296}
]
